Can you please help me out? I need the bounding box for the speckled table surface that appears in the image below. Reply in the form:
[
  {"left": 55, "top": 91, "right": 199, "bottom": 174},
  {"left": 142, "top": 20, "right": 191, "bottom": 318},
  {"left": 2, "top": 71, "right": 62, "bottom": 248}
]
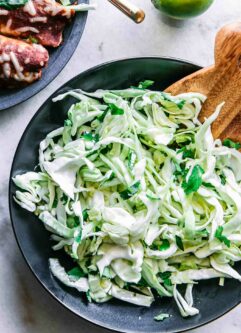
[{"left": 1, "top": 1, "right": 241, "bottom": 332}]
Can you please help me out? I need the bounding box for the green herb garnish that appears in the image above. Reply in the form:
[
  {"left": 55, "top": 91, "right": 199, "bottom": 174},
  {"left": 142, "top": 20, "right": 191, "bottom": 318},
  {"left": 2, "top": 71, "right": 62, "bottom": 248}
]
[
  {"left": 108, "top": 103, "right": 124, "bottom": 115},
  {"left": 82, "top": 209, "right": 89, "bottom": 221},
  {"left": 182, "top": 165, "right": 204, "bottom": 195},
  {"left": 81, "top": 132, "right": 99, "bottom": 142},
  {"left": 67, "top": 216, "right": 80, "bottom": 228},
  {"left": 86, "top": 290, "right": 92, "bottom": 302},
  {"left": 61, "top": 193, "right": 68, "bottom": 205},
  {"left": 175, "top": 235, "right": 184, "bottom": 251},
  {"left": 68, "top": 267, "right": 85, "bottom": 279},
  {"left": 223, "top": 138, "right": 241, "bottom": 150},
  {"left": 29, "top": 36, "right": 39, "bottom": 44},
  {"left": 159, "top": 239, "right": 170, "bottom": 251},
  {"left": 75, "top": 230, "right": 82, "bottom": 243},
  {"left": 52, "top": 196, "right": 58, "bottom": 209},
  {"left": 202, "top": 182, "right": 215, "bottom": 189},
  {"left": 64, "top": 119, "right": 72, "bottom": 127},
  {"left": 177, "top": 146, "right": 195, "bottom": 159},
  {"left": 120, "top": 181, "right": 141, "bottom": 200},
  {"left": 97, "top": 109, "right": 108, "bottom": 122},
  {"left": 177, "top": 100, "right": 185, "bottom": 110},
  {"left": 138, "top": 80, "right": 154, "bottom": 89},
  {"left": 215, "top": 226, "right": 230, "bottom": 248},
  {"left": 159, "top": 271, "right": 172, "bottom": 286},
  {"left": 220, "top": 173, "right": 226, "bottom": 185}
]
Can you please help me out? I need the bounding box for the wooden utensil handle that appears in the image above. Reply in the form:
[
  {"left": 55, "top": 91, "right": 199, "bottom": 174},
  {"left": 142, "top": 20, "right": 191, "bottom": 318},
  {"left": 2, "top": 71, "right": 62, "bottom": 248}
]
[
  {"left": 214, "top": 23, "right": 241, "bottom": 67},
  {"left": 166, "top": 22, "right": 241, "bottom": 140}
]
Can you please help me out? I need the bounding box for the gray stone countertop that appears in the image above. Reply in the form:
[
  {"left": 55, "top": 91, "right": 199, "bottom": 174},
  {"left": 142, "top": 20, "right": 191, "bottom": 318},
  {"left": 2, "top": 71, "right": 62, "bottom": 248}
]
[{"left": 1, "top": 0, "right": 241, "bottom": 332}]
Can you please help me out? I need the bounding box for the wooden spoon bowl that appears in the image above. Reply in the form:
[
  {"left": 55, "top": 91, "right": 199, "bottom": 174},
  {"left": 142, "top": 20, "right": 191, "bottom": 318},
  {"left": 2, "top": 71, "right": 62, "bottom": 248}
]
[{"left": 165, "top": 22, "right": 241, "bottom": 142}]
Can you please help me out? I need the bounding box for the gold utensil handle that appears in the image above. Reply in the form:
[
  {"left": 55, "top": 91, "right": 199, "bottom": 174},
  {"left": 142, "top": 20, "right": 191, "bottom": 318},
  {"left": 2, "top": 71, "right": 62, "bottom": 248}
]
[{"left": 108, "top": 0, "right": 145, "bottom": 23}]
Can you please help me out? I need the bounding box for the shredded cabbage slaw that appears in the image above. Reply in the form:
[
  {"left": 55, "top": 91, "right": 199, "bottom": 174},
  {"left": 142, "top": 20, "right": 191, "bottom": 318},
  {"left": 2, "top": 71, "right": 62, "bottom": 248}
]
[{"left": 13, "top": 81, "right": 241, "bottom": 319}]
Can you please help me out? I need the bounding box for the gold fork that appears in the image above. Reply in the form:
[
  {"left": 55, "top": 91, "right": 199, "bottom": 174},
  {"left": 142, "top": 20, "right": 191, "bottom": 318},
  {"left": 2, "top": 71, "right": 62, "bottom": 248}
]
[{"left": 108, "top": 0, "right": 145, "bottom": 23}]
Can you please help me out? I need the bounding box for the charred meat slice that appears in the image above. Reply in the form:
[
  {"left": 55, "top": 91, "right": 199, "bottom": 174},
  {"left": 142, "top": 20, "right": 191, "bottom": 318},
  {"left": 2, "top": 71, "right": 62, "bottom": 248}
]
[
  {"left": 0, "top": 34, "right": 49, "bottom": 87},
  {"left": 0, "top": 0, "right": 75, "bottom": 47}
]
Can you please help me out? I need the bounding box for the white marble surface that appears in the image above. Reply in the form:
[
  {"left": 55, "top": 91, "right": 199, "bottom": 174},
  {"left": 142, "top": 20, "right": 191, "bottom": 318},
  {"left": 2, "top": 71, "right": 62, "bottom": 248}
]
[{"left": 1, "top": 0, "right": 241, "bottom": 332}]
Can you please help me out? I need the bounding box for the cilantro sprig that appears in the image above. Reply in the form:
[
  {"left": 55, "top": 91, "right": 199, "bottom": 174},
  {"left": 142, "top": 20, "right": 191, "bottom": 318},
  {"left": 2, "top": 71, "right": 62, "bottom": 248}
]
[
  {"left": 159, "top": 272, "right": 172, "bottom": 286},
  {"left": 108, "top": 103, "right": 124, "bottom": 115},
  {"left": 138, "top": 80, "right": 154, "bottom": 89},
  {"left": 175, "top": 235, "right": 184, "bottom": 251},
  {"left": 182, "top": 165, "right": 204, "bottom": 195},
  {"left": 120, "top": 181, "right": 141, "bottom": 200},
  {"left": 159, "top": 239, "right": 170, "bottom": 251},
  {"left": 215, "top": 226, "right": 230, "bottom": 248},
  {"left": 223, "top": 138, "right": 241, "bottom": 150},
  {"left": 177, "top": 146, "right": 195, "bottom": 159},
  {"left": 81, "top": 132, "right": 99, "bottom": 142},
  {"left": 68, "top": 267, "right": 85, "bottom": 280}
]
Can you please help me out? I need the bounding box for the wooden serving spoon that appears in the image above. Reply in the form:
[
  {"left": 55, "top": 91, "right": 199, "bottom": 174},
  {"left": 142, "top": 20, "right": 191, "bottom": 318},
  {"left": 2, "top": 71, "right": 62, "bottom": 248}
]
[{"left": 165, "top": 22, "right": 241, "bottom": 142}]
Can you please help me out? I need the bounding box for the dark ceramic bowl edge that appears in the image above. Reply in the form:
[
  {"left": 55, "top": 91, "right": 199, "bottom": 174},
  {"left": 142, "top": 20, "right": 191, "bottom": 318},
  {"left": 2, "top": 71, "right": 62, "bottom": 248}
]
[{"left": 9, "top": 56, "right": 241, "bottom": 333}]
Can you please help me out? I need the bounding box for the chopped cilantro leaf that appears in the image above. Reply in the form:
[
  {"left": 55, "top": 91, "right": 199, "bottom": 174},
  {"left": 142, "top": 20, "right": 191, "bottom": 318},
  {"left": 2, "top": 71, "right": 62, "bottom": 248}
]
[
  {"left": 81, "top": 132, "right": 99, "bottom": 142},
  {"left": 82, "top": 209, "right": 89, "bottom": 221},
  {"left": 120, "top": 181, "right": 141, "bottom": 200},
  {"left": 52, "top": 196, "right": 58, "bottom": 209},
  {"left": 177, "top": 146, "right": 195, "bottom": 159},
  {"left": 159, "top": 239, "right": 170, "bottom": 251},
  {"left": 68, "top": 267, "right": 85, "bottom": 279},
  {"left": 100, "top": 145, "right": 111, "bottom": 155},
  {"left": 64, "top": 119, "right": 72, "bottom": 127},
  {"left": 108, "top": 172, "right": 115, "bottom": 181},
  {"left": 108, "top": 103, "right": 124, "bottom": 115},
  {"left": 202, "top": 182, "right": 215, "bottom": 190},
  {"left": 75, "top": 230, "right": 82, "bottom": 243},
  {"left": 67, "top": 216, "right": 79, "bottom": 228},
  {"left": 61, "top": 193, "right": 68, "bottom": 205},
  {"left": 177, "top": 100, "right": 185, "bottom": 110},
  {"left": 173, "top": 161, "right": 186, "bottom": 177},
  {"left": 220, "top": 173, "right": 226, "bottom": 185},
  {"left": 223, "top": 138, "right": 241, "bottom": 150},
  {"left": 182, "top": 165, "right": 204, "bottom": 195},
  {"left": 215, "top": 226, "right": 230, "bottom": 248},
  {"left": 29, "top": 36, "right": 38, "bottom": 44},
  {"left": 175, "top": 235, "right": 184, "bottom": 251},
  {"left": 176, "top": 134, "right": 193, "bottom": 145},
  {"left": 138, "top": 80, "right": 154, "bottom": 89},
  {"left": 159, "top": 272, "right": 172, "bottom": 286},
  {"left": 97, "top": 109, "right": 108, "bottom": 122},
  {"left": 86, "top": 290, "right": 92, "bottom": 302},
  {"left": 200, "top": 229, "right": 209, "bottom": 237},
  {"left": 137, "top": 277, "right": 149, "bottom": 287}
]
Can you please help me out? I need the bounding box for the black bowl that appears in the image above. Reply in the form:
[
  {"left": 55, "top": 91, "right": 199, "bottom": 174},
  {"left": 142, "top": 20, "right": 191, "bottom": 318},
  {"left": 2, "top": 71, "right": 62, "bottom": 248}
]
[
  {"left": 0, "top": 0, "right": 89, "bottom": 111},
  {"left": 9, "top": 57, "right": 241, "bottom": 333}
]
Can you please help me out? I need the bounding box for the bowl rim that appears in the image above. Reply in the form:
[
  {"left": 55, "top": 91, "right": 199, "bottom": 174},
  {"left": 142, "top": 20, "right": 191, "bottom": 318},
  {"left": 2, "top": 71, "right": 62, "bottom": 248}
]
[
  {"left": 9, "top": 56, "right": 241, "bottom": 333},
  {"left": 0, "top": 0, "right": 89, "bottom": 111}
]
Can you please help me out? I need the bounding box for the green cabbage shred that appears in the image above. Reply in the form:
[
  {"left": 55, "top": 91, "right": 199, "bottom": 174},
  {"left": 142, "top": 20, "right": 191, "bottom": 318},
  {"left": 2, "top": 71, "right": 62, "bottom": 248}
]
[{"left": 13, "top": 83, "right": 241, "bottom": 319}]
